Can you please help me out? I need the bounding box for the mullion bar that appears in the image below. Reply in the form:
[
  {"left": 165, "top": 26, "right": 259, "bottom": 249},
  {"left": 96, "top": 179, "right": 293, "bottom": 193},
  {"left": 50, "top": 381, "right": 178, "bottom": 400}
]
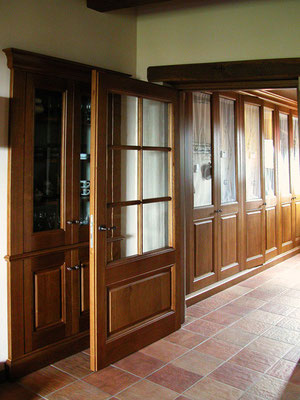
[
  {"left": 138, "top": 98, "right": 143, "bottom": 255},
  {"left": 108, "top": 197, "right": 172, "bottom": 208},
  {"left": 109, "top": 144, "right": 171, "bottom": 152}
]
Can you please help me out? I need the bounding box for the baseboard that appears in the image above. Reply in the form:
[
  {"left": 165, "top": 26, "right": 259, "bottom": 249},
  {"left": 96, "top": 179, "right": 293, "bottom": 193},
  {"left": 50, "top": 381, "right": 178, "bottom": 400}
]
[
  {"left": 6, "top": 331, "right": 89, "bottom": 379},
  {"left": 0, "top": 364, "right": 7, "bottom": 383},
  {"left": 186, "top": 247, "right": 300, "bottom": 307}
]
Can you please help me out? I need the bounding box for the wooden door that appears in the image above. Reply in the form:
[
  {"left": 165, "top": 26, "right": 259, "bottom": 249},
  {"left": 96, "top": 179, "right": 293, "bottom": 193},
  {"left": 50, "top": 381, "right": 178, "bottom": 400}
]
[
  {"left": 263, "top": 105, "right": 279, "bottom": 261},
  {"left": 242, "top": 97, "right": 265, "bottom": 268},
  {"left": 217, "top": 93, "right": 242, "bottom": 280},
  {"left": 89, "top": 71, "right": 181, "bottom": 370},
  {"left": 186, "top": 92, "right": 218, "bottom": 293},
  {"left": 24, "top": 74, "right": 73, "bottom": 252},
  {"left": 291, "top": 111, "right": 300, "bottom": 247},
  {"left": 278, "top": 107, "right": 294, "bottom": 253}
]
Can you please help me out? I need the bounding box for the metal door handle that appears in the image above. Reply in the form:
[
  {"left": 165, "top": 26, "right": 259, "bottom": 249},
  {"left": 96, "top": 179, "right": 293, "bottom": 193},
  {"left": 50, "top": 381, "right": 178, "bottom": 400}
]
[
  {"left": 262, "top": 203, "right": 267, "bottom": 206},
  {"left": 67, "top": 220, "right": 80, "bottom": 225},
  {"left": 98, "top": 225, "right": 117, "bottom": 231},
  {"left": 67, "top": 263, "right": 81, "bottom": 271}
]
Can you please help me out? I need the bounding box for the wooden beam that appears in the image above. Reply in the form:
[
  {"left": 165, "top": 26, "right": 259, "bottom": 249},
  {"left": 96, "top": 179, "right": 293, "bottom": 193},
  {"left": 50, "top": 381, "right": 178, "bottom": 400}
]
[
  {"left": 147, "top": 58, "right": 300, "bottom": 86},
  {"left": 87, "top": 0, "right": 173, "bottom": 12}
]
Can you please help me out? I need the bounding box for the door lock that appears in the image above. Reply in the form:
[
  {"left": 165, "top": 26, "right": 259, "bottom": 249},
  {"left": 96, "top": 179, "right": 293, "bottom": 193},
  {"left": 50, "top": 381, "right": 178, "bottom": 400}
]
[{"left": 98, "top": 225, "right": 117, "bottom": 231}]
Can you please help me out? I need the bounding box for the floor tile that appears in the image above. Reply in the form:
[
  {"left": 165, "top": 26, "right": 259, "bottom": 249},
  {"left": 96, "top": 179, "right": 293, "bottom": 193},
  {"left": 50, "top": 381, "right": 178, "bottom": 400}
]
[
  {"left": 52, "top": 352, "right": 91, "bottom": 378},
  {"left": 171, "top": 350, "right": 223, "bottom": 376},
  {"left": 194, "top": 338, "right": 241, "bottom": 360},
  {"left": 239, "top": 275, "right": 270, "bottom": 289},
  {"left": 246, "top": 286, "right": 284, "bottom": 301},
  {"left": 82, "top": 348, "right": 90, "bottom": 355},
  {"left": 283, "top": 346, "right": 300, "bottom": 363},
  {"left": 210, "top": 361, "right": 262, "bottom": 390},
  {"left": 182, "top": 316, "right": 197, "bottom": 327},
  {"left": 186, "top": 306, "right": 207, "bottom": 318},
  {"left": 239, "top": 393, "right": 264, "bottom": 400},
  {"left": 113, "top": 351, "right": 165, "bottom": 377},
  {"left": 246, "top": 336, "right": 293, "bottom": 358},
  {"left": 19, "top": 365, "right": 76, "bottom": 396},
  {"left": 83, "top": 366, "right": 139, "bottom": 396},
  {"left": 116, "top": 379, "right": 178, "bottom": 400},
  {"left": 217, "top": 303, "right": 253, "bottom": 317},
  {"left": 245, "top": 309, "right": 283, "bottom": 324},
  {"left": 164, "top": 329, "right": 207, "bottom": 348},
  {"left": 231, "top": 316, "right": 272, "bottom": 335},
  {"left": 267, "top": 359, "right": 300, "bottom": 383},
  {"left": 0, "top": 382, "right": 42, "bottom": 400},
  {"left": 284, "top": 289, "right": 300, "bottom": 299},
  {"left": 262, "top": 326, "right": 300, "bottom": 345},
  {"left": 184, "top": 319, "right": 224, "bottom": 337},
  {"left": 147, "top": 364, "right": 201, "bottom": 393},
  {"left": 175, "top": 396, "right": 192, "bottom": 400},
  {"left": 215, "top": 326, "right": 257, "bottom": 347},
  {"left": 277, "top": 317, "right": 300, "bottom": 332},
  {"left": 201, "top": 310, "right": 241, "bottom": 326},
  {"left": 230, "top": 348, "right": 279, "bottom": 373},
  {"left": 46, "top": 380, "right": 110, "bottom": 399},
  {"left": 260, "top": 301, "right": 296, "bottom": 316},
  {"left": 273, "top": 295, "right": 300, "bottom": 308},
  {"left": 231, "top": 295, "right": 266, "bottom": 309},
  {"left": 140, "top": 339, "right": 187, "bottom": 363},
  {"left": 184, "top": 376, "right": 243, "bottom": 400},
  {"left": 246, "top": 375, "right": 287, "bottom": 399}
]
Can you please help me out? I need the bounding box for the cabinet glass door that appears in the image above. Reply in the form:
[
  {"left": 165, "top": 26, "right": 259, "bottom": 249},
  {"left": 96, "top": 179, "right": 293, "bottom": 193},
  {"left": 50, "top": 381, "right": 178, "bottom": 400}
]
[{"left": 80, "top": 95, "right": 91, "bottom": 227}]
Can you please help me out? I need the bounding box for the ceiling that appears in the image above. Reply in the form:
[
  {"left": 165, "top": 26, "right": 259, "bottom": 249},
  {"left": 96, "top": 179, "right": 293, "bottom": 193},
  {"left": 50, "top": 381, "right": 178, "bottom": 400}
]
[{"left": 266, "top": 88, "right": 297, "bottom": 101}]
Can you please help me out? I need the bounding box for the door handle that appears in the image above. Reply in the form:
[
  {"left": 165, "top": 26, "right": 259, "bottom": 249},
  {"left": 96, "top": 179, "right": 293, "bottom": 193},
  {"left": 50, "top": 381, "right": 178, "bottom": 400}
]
[
  {"left": 214, "top": 209, "right": 223, "bottom": 213},
  {"left": 66, "top": 263, "right": 81, "bottom": 271},
  {"left": 262, "top": 203, "right": 267, "bottom": 206},
  {"left": 67, "top": 220, "right": 80, "bottom": 225},
  {"left": 292, "top": 197, "right": 296, "bottom": 200},
  {"left": 98, "top": 225, "right": 117, "bottom": 231}
]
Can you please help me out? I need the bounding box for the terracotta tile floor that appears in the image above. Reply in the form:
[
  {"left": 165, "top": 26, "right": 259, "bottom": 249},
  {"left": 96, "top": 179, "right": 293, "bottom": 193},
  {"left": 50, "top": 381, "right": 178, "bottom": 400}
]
[{"left": 1, "top": 254, "right": 300, "bottom": 399}]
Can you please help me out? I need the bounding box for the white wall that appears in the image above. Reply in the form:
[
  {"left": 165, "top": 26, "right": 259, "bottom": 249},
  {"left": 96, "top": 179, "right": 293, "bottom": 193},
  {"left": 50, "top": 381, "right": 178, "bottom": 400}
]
[
  {"left": 0, "top": 0, "right": 137, "bottom": 366},
  {"left": 136, "top": 0, "right": 300, "bottom": 79}
]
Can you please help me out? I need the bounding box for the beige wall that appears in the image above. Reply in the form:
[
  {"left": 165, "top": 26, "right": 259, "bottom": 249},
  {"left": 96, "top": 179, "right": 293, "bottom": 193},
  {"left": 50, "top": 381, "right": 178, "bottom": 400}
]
[
  {"left": 0, "top": 0, "right": 137, "bottom": 365},
  {"left": 136, "top": 0, "right": 300, "bottom": 79}
]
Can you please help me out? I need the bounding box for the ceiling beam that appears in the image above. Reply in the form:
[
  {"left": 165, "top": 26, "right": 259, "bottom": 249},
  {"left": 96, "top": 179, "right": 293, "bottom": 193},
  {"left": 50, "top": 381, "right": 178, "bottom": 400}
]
[{"left": 87, "top": 0, "right": 173, "bottom": 12}]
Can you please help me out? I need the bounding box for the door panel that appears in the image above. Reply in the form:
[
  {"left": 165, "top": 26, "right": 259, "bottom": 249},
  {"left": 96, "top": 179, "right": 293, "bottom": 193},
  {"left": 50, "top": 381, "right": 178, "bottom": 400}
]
[
  {"left": 220, "top": 214, "right": 238, "bottom": 274},
  {"left": 246, "top": 209, "right": 264, "bottom": 267},
  {"left": 292, "top": 114, "right": 300, "bottom": 246},
  {"left": 265, "top": 206, "right": 277, "bottom": 255},
  {"left": 194, "top": 219, "right": 215, "bottom": 279},
  {"left": 90, "top": 71, "right": 181, "bottom": 370},
  {"left": 282, "top": 203, "right": 293, "bottom": 248}
]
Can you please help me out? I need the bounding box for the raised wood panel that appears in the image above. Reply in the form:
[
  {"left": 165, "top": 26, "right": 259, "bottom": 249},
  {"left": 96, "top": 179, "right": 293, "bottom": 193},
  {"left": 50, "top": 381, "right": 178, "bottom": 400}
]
[
  {"left": 295, "top": 201, "right": 300, "bottom": 240},
  {"left": 246, "top": 210, "right": 263, "bottom": 260},
  {"left": 220, "top": 214, "right": 237, "bottom": 268},
  {"left": 34, "top": 267, "right": 63, "bottom": 329},
  {"left": 282, "top": 203, "right": 292, "bottom": 244},
  {"left": 194, "top": 219, "right": 214, "bottom": 278},
  {"left": 265, "top": 207, "right": 276, "bottom": 251},
  {"left": 81, "top": 262, "right": 89, "bottom": 314},
  {"left": 108, "top": 269, "right": 172, "bottom": 335}
]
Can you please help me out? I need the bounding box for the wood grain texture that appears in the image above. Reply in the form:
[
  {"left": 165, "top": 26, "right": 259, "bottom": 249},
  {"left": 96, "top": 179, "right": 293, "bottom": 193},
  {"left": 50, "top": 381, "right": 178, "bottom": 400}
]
[
  {"left": 194, "top": 220, "right": 214, "bottom": 278},
  {"left": 220, "top": 214, "right": 237, "bottom": 268}
]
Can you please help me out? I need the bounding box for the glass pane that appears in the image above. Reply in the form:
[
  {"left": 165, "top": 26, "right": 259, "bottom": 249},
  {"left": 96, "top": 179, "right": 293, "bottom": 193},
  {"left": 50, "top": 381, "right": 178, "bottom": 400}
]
[
  {"left": 143, "top": 151, "right": 168, "bottom": 199},
  {"left": 108, "top": 150, "right": 138, "bottom": 203},
  {"left": 220, "top": 97, "right": 236, "bottom": 204},
  {"left": 143, "top": 202, "right": 169, "bottom": 252},
  {"left": 33, "top": 89, "right": 62, "bottom": 232},
  {"left": 245, "top": 104, "right": 261, "bottom": 201},
  {"left": 264, "top": 108, "right": 275, "bottom": 198},
  {"left": 143, "top": 99, "right": 169, "bottom": 147},
  {"left": 107, "top": 205, "right": 138, "bottom": 262},
  {"left": 193, "top": 93, "right": 212, "bottom": 207},
  {"left": 293, "top": 117, "right": 300, "bottom": 195},
  {"left": 80, "top": 95, "right": 91, "bottom": 225},
  {"left": 109, "top": 94, "right": 138, "bottom": 146},
  {"left": 279, "top": 113, "right": 291, "bottom": 196}
]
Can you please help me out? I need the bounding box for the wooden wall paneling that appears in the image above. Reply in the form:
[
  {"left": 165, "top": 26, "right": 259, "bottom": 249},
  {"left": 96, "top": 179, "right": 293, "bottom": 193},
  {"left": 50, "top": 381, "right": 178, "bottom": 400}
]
[
  {"left": 79, "top": 246, "right": 90, "bottom": 332},
  {"left": 295, "top": 78, "right": 300, "bottom": 245}
]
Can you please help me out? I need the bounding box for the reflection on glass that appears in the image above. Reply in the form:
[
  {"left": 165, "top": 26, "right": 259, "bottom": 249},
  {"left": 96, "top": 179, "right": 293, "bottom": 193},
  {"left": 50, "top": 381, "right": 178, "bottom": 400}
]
[
  {"left": 193, "top": 93, "right": 212, "bottom": 207},
  {"left": 143, "top": 151, "right": 168, "bottom": 199},
  {"left": 279, "top": 113, "right": 291, "bottom": 196},
  {"left": 143, "top": 99, "right": 169, "bottom": 147},
  {"left": 245, "top": 104, "right": 261, "bottom": 201},
  {"left": 80, "top": 95, "right": 91, "bottom": 225},
  {"left": 107, "top": 205, "right": 138, "bottom": 262},
  {"left": 110, "top": 94, "right": 138, "bottom": 146},
  {"left": 220, "top": 98, "right": 236, "bottom": 204},
  {"left": 293, "top": 117, "right": 300, "bottom": 195},
  {"left": 143, "top": 202, "right": 169, "bottom": 252},
  {"left": 264, "top": 108, "right": 275, "bottom": 198},
  {"left": 33, "top": 89, "right": 62, "bottom": 232},
  {"left": 108, "top": 150, "right": 138, "bottom": 202}
]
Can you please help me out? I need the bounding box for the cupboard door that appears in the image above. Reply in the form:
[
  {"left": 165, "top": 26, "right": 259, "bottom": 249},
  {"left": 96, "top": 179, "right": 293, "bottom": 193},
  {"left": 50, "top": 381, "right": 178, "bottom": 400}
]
[
  {"left": 243, "top": 100, "right": 265, "bottom": 268},
  {"left": 24, "top": 74, "right": 73, "bottom": 252},
  {"left": 279, "top": 110, "right": 293, "bottom": 252},
  {"left": 24, "top": 252, "right": 72, "bottom": 352}
]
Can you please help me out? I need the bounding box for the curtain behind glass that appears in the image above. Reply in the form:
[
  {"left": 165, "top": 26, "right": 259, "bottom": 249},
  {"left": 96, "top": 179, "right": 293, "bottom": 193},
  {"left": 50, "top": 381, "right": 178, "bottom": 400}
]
[
  {"left": 193, "top": 93, "right": 212, "bottom": 207},
  {"left": 293, "top": 117, "right": 300, "bottom": 194},
  {"left": 279, "top": 113, "right": 291, "bottom": 196}
]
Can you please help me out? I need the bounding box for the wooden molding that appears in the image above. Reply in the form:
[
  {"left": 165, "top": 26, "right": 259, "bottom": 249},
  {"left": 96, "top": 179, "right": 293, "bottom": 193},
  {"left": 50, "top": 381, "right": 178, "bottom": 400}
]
[
  {"left": 3, "top": 48, "right": 130, "bottom": 82},
  {"left": 87, "top": 0, "right": 173, "bottom": 12},
  {"left": 148, "top": 58, "right": 300, "bottom": 87}
]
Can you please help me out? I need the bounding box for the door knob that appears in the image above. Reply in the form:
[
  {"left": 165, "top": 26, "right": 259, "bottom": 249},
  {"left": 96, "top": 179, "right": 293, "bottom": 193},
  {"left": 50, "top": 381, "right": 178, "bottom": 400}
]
[
  {"left": 98, "top": 225, "right": 117, "bottom": 231},
  {"left": 262, "top": 202, "right": 267, "bottom": 206}
]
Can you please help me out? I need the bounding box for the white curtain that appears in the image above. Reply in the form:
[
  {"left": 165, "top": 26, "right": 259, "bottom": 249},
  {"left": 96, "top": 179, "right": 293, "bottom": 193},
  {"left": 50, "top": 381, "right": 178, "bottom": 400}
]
[
  {"left": 293, "top": 117, "right": 300, "bottom": 195},
  {"left": 264, "top": 108, "right": 275, "bottom": 198},
  {"left": 279, "top": 113, "right": 291, "bottom": 196},
  {"left": 193, "top": 92, "right": 212, "bottom": 207},
  {"left": 220, "top": 97, "right": 236, "bottom": 204},
  {"left": 245, "top": 104, "right": 261, "bottom": 201}
]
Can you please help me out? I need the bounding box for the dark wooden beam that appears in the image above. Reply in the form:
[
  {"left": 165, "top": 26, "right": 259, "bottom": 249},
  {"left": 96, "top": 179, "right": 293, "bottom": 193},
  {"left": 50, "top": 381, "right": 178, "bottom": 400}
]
[
  {"left": 87, "top": 0, "right": 172, "bottom": 12},
  {"left": 147, "top": 58, "right": 300, "bottom": 87}
]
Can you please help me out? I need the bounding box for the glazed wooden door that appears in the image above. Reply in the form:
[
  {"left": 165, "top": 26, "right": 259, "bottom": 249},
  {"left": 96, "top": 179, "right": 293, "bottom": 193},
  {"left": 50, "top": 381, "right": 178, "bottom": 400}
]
[
  {"left": 186, "top": 92, "right": 218, "bottom": 293},
  {"left": 217, "top": 94, "right": 242, "bottom": 280},
  {"left": 263, "top": 105, "right": 279, "bottom": 261},
  {"left": 89, "top": 71, "right": 181, "bottom": 370},
  {"left": 24, "top": 74, "right": 73, "bottom": 252},
  {"left": 243, "top": 97, "right": 265, "bottom": 268},
  {"left": 292, "top": 112, "right": 300, "bottom": 247},
  {"left": 278, "top": 107, "right": 294, "bottom": 253}
]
